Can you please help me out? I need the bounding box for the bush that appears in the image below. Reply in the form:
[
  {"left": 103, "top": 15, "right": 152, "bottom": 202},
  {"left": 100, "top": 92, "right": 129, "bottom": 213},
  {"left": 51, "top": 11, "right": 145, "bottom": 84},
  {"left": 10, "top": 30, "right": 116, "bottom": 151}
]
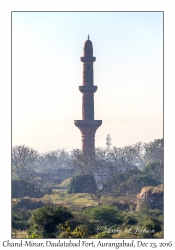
[
  {"left": 58, "top": 223, "right": 88, "bottom": 238},
  {"left": 107, "top": 169, "right": 161, "bottom": 196},
  {"left": 68, "top": 213, "right": 96, "bottom": 236},
  {"left": 123, "top": 214, "right": 138, "bottom": 227},
  {"left": 28, "top": 205, "right": 73, "bottom": 238},
  {"left": 13, "top": 179, "right": 34, "bottom": 198},
  {"left": 143, "top": 162, "right": 163, "bottom": 183},
  {"left": 84, "top": 205, "right": 123, "bottom": 225},
  {"left": 142, "top": 218, "right": 162, "bottom": 234},
  {"left": 12, "top": 179, "right": 52, "bottom": 198},
  {"left": 12, "top": 220, "right": 30, "bottom": 230},
  {"left": 67, "top": 174, "right": 97, "bottom": 194},
  {"left": 12, "top": 212, "right": 30, "bottom": 230}
]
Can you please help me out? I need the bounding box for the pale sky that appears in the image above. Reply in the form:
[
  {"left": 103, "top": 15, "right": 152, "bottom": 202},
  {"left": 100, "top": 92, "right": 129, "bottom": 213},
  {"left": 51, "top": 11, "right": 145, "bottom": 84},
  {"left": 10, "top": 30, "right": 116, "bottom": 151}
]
[{"left": 12, "top": 11, "right": 163, "bottom": 152}]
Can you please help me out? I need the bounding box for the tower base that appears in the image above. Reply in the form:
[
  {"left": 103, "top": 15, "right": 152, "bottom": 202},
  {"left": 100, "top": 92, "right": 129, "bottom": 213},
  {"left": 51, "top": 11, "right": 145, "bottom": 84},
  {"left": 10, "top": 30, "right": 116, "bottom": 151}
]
[{"left": 74, "top": 120, "right": 102, "bottom": 154}]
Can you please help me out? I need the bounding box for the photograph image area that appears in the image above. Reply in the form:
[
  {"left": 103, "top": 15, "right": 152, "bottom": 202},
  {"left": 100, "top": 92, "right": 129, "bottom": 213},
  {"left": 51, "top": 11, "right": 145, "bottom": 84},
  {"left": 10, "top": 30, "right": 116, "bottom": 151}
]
[{"left": 12, "top": 11, "right": 163, "bottom": 239}]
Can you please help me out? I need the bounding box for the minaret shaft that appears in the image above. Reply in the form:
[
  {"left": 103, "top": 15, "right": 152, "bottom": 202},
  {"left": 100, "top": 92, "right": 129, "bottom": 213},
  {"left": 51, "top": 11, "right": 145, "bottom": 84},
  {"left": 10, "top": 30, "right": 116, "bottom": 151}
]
[
  {"left": 74, "top": 38, "right": 102, "bottom": 154},
  {"left": 82, "top": 93, "right": 94, "bottom": 120}
]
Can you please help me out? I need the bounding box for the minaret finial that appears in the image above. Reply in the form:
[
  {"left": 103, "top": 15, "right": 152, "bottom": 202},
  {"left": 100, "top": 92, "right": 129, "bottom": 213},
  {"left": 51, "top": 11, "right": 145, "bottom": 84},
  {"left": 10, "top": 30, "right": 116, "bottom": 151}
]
[{"left": 88, "top": 34, "right": 90, "bottom": 40}]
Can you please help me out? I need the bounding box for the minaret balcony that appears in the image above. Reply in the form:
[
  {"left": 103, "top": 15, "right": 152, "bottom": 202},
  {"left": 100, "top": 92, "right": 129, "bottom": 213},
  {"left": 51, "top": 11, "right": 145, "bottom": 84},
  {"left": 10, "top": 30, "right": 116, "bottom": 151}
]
[
  {"left": 79, "top": 86, "right": 97, "bottom": 93},
  {"left": 74, "top": 120, "right": 102, "bottom": 131},
  {"left": 80, "top": 57, "right": 96, "bottom": 63}
]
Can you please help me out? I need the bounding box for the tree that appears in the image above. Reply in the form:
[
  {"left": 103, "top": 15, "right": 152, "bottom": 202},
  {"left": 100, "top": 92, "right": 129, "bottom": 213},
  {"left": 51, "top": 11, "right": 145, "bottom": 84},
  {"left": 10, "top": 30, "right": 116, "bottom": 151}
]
[
  {"left": 144, "top": 139, "right": 163, "bottom": 165},
  {"left": 12, "top": 179, "right": 42, "bottom": 198},
  {"left": 67, "top": 174, "right": 97, "bottom": 194},
  {"left": 28, "top": 205, "right": 73, "bottom": 238},
  {"left": 12, "top": 179, "right": 52, "bottom": 198},
  {"left": 71, "top": 149, "right": 96, "bottom": 175},
  {"left": 105, "top": 169, "right": 161, "bottom": 197},
  {"left": 143, "top": 162, "right": 163, "bottom": 183},
  {"left": 142, "top": 139, "right": 163, "bottom": 183},
  {"left": 12, "top": 145, "right": 53, "bottom": 197},
  {"left": 41, "top": 149, "right": 71, "bottom": 171},
  {"left": 108, "top": 144, "right": 144, "bottom": 172},
  {"left": 12, "top": 145, "right": 39, "bottom": 181}
]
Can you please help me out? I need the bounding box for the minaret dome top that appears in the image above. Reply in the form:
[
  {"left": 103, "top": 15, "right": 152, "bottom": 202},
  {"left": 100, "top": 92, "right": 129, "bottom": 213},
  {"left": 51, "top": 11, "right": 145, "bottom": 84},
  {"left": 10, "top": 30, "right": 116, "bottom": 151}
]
[
  {"left": 84, "top": 35, "right": 92, "bottom": 49},
  {"left": 84, "top": 39, "right": 93, "bottom": 49}
]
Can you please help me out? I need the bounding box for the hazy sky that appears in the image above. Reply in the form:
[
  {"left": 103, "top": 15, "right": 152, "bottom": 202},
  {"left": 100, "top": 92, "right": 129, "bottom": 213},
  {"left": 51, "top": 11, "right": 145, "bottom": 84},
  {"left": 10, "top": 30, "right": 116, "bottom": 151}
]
[{"left": 12, "top": 11, "right": 163, "bottom": 152}]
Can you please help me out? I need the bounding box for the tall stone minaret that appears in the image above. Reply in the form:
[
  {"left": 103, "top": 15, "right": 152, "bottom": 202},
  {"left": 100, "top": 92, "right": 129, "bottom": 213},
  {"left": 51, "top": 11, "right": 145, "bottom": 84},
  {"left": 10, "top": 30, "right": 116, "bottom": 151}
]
[{"left": 74, "top": 36, "right": 102, "bottom": 154}]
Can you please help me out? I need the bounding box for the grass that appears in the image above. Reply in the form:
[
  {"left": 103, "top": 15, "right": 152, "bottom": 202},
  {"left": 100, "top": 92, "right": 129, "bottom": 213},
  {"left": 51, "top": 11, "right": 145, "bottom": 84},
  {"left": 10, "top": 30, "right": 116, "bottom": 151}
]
[
  {"left": 42, "top": 192, "right": 98, "bottom": 210},
  {"left": 41, "top": 192, "right": 137, "bottom": 211},
  {"left": 59, "top": 178, "right": 72, "bottom": 187},
  {"left": 12, "top": 191, "right": 137, "bottom": 213}
]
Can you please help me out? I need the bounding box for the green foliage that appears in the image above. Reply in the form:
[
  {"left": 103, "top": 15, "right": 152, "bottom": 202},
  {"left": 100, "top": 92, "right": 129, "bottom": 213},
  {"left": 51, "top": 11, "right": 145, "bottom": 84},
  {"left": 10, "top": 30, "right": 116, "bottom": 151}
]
[
  {"left": 59, "top": 222, "right": 87, "bottom": 238},
  {"left": 12, "top": 220, "right": 30, "bottom": 230},
  {"left": 67, "top": 174, "right": 97, "bottom": 194},
  {"left": 135, "top": 205, "right": 163, "bottom": 237},
  {"left": 67, "top": 213, "right": 97, "bottom": 236},
  {"left": 12, "top": 179, "right": 35, "bottom": 198},
  {"left": 122, "top": 214, "right": 138, "bottom": 227},
  {"left": 12, "top": 140, "right": 164, "bottom": 239},
  {"left": 143, "top": 162, "right": 163, "bottom": 183},
  {"left": 12, "top": 211, "right": 30, "bottom": 230},
  {"left": 27, "top": 233, "right": 42, "bottom": 238},
  {"left": 12, "top": 179, "right": 52, "bottom": 198},
  {"left": 84, "top": 205, "right": 123, "bottom": 225},
  {"left": 142, "top": 218, "right": 162, "bottom": 233},
  {"left": 28, "top": 205, "right": 73, "bottom": 238},
  {"left": 108, "top": 168, "right": 160, "bottom": 196},
  {"left": 125, "top": 174, "right": 160, "bottom": 194},
  {"left": 144, "top": 139, "right": 163, "bottom": 164},
  {"left": 12, "top": 145, "right": 39, "bottom": 181},
  {"left": 15, "top": 198, "right": 163, "bottom": 239}
]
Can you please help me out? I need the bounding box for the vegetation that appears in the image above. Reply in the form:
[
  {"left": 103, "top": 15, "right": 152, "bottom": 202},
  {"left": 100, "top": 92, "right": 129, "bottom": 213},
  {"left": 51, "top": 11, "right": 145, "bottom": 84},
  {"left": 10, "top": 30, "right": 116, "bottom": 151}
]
[
  {"left": 84, "top": 205, "right": 124, "bottom": 225},
  {"left": 12, "top": 138, "right": 163, "bottom": 239},
  {"left": 12, "top": 193, "right": 163, "bottom": 239},
  {"left": 28, "top": 205, "right": 73, "bottom": 238},
  {"left": 67, "top": 174, "right": 97, "bottom": 194},
  {"left": 12, "top": 179, "right": 48, "bottom": 198},
  {"left": 143, "top": 162, "right": 163, "bottom": 183}
]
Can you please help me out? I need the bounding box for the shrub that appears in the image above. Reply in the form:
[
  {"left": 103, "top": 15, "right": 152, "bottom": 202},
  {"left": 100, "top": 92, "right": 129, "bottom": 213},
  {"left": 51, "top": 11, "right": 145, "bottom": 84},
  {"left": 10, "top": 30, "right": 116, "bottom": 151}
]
[
  {"left": 68, "top": 213, "right": 96, "bottom": 235},
  {"left": 106, "top": 169, "right": 161, "bottom": 197},
  {"left": 12, "top": 220, "right": 30, "bottom": 230},
  {"left": 142, "top": 218, "right": 162, "bottom": 233},
  {"left": 123, "top": 214, "right": 138, "bottom": 227},
  {"left": 12, "top": 179, "right": 52, "bottom": 198},
  {"left": 28, "top": 205, "right": 73, "bottom": 238},
  {"left": 67, "top": 174, "right": 97, "bottom": 194},
  {"left": 12, "top": 179, "right": 43, "bottom": 198},
  {"left": 84, "top": 205, "right": 123, "bottom": 225},
  {"left": 58, "top": 222, "right": 88, "bottom": 238},
  {"left": 143, "top": 162, "right": 163, "bottom": 183},
  {"left": 12, "top": 211, "right": 30, "bottom": 231}
]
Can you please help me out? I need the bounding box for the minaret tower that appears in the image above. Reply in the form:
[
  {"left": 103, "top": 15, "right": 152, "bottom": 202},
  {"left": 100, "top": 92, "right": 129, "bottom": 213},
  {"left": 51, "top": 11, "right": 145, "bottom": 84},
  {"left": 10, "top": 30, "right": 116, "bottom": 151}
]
[{"left": 74, "top": 36, "right": 102, "bottom": 154}]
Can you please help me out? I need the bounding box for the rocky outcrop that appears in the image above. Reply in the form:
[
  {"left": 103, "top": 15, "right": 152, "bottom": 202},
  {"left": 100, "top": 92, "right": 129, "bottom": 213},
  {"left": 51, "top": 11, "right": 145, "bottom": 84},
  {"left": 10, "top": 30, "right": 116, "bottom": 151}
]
[{"left": 137, "top": 184, "right": 163, "bottom": 210}]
